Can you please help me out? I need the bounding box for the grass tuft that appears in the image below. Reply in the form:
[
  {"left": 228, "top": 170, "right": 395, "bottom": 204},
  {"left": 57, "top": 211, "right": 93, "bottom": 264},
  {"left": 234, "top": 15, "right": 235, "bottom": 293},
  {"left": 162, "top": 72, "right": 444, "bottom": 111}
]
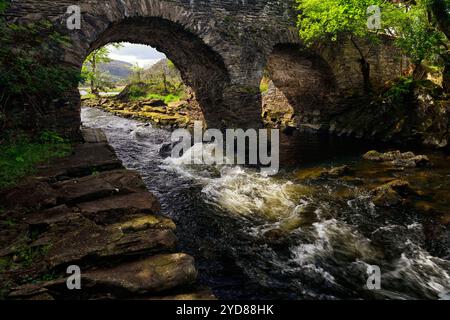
[{"left": 0, "top": 131, "right": 71, "bottom": 189}]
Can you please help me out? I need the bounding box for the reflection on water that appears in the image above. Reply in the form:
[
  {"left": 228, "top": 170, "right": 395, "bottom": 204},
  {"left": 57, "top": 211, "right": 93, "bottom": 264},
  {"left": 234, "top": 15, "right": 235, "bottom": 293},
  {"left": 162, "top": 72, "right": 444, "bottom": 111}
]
[{"left": 81, "top": 107, "right": 450, "bottom": 300}]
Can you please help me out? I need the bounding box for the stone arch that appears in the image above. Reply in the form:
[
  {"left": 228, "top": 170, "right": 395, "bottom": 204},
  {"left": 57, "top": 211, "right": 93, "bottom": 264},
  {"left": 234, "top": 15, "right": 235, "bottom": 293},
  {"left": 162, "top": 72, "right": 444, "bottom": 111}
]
[
  {"left": 51, "top": 0, "right": 268, "bottom": 135},
  {"left": 80, "top": 16, "right": 230, "bottom": 127},
  {"left": 261, "top": 43, "right": 338, "bottom": 129}
]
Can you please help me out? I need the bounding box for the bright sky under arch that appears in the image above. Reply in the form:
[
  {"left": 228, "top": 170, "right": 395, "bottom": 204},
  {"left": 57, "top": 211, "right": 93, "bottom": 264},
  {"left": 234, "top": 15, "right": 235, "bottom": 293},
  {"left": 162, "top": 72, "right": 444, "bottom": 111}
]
[{"left": 107, "top": 43, "right": 167, "bottom": 68}]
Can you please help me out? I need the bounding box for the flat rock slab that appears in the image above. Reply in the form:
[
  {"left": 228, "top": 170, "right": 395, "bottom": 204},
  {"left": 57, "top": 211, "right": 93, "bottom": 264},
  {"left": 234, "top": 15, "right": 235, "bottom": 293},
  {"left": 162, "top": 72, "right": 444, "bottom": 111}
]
[
  {"left": 81, "top": 127, "right": 108, "bottom": 143},
  {"left": 0, "top": 180, "right": 59, "bottom": 210},
  {"left": 146, "top": 287, "right": 217, "bottom": 300},
  {"left": 36, "top": 143, "right": 123, "bottom": 181},
  {"left": 44, "top": 221, "right": 177, "bottom": 269},
  {"left": 53, "top": 170, "right": 147, "bottom": 204},
  {"left": 111, "top": 214, "right": 176, "bottom": 233},
  {"left": 1, "top": 139, "right": 208, "bottom": 300},
  {"left": 77, "top": 192, "right": 161, "bottom": 225},
  {"left": 24, "top": 205, "right": 82, "bottom": 228},
  {"left": 9, "top": 254, "right": 197, "bottom": 299}
]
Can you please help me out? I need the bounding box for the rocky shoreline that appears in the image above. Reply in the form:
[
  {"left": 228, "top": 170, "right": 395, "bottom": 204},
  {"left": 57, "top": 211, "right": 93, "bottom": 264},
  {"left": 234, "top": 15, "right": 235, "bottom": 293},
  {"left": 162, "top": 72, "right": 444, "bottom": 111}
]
[
  {"left": 82, "top": 96, "right": 204, "bottom": 129},
  {"left": 0, "top": 128, "right": 214, "bottom": 300}
]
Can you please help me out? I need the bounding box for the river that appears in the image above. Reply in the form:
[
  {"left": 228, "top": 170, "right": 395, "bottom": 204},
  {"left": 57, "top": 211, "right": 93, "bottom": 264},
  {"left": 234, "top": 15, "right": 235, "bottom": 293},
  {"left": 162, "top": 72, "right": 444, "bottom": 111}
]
[{"left": 81, "top": 106, "right": 450, "bottom": 300}]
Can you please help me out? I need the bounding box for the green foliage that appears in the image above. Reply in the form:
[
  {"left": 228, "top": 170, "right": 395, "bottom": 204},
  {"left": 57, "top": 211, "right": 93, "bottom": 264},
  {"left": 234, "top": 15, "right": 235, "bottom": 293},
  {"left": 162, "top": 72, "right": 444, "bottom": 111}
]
[
  {"left": 296, "top": 0, "right": 448, "bottom": 71},
  {"left": 131, "top": 92, "right": 183, "bottom": 104},
  {"left": 0, "top": 131, "right": 71, "bottom": 189},
  {"left": 383, "top": 1, "right": 447, "bottom": 67},
  {"left": 0, "top": 0, "right": 10, "bottom": 13},
  {"left": 0, "top": 17, "right": 81, "bottom": 111},
  {"left": 260, "top": 77, "right": 270, "bottom": 93},
  {"left": 384, "top": 76, "right": 414, "bottom": 104},
  {"left": 162, "top": 93, "right": 181, "bottom": 104},
  {"left": 35, "top": 271, "right": 60, "bottom": 283},
  {"left": 130, "top": 63, "right": 145, "bottom": 83},
  {"left": 81, "top": 44, "right": 123, "bottom": 93},
  {"left": 81, "top": 93, "right": 98, "bottom": 100},
  {"left": 14, "top": 245, "right": 51, "bottom": 269},
  {"left": 126, "top": 82, "right": 185, "bottom": 103},
  {"left": 296, "top": 0, "right": 384, "bottom": 44}
]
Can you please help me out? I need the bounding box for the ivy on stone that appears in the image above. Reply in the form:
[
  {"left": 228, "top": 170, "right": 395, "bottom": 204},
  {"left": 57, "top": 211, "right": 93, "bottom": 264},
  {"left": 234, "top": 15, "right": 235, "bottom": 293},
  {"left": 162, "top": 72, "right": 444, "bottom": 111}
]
[{"left": 0, "top": 0, "right": 80, "bottom": 133}]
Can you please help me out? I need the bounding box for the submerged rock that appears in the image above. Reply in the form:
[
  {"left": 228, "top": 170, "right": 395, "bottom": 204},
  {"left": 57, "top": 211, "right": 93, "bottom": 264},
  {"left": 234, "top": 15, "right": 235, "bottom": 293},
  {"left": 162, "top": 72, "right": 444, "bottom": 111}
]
[
  {"left": 363, "top": 150, "right": 431, "bottom": 168},
  {"left": 326, "top": 165, "right": 351, "bottom": 178},
  {"left": 371, "top": 179, "right": 413, "bottom": 207},
  {"left": 296, "top": 165, "right": 351, "bottom": 180}
]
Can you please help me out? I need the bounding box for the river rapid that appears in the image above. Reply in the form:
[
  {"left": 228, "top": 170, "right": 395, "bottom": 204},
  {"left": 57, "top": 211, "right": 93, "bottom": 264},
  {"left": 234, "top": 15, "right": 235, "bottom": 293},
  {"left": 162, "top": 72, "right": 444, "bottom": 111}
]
[{"left": 81, "top": 106, "right": 450, "bottom": 300}]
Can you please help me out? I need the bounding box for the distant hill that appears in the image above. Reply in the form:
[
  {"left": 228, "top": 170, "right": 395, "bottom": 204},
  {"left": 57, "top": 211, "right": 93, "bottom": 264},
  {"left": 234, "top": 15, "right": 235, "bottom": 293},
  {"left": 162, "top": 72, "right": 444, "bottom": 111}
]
[
  {"left": 143, "top": 59, "right": 182, "bottom": 82},
  {"left": 99, "top": 60, "right": 133, "bottom": 82}
]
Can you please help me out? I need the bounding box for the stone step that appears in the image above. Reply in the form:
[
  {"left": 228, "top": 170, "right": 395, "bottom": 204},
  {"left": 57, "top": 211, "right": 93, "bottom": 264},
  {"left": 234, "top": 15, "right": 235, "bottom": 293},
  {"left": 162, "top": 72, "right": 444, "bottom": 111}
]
[
  {"left": 24, "top": 205, "right": 81, "bottom": 227},
  {"left": 53, "top": 170, "right": 148, "bottom": 204},
  {"left": 0, "top": 170, "right": 151, "bottom": 211},
  {"left": 42, "top": 220, "right": 177, "bottom": 269},
  {"left": 36, "top": 143, "right": 123, "bottom": 181},
  {"left": 77, "top": 192, "right": 161, "bottom": 225}
]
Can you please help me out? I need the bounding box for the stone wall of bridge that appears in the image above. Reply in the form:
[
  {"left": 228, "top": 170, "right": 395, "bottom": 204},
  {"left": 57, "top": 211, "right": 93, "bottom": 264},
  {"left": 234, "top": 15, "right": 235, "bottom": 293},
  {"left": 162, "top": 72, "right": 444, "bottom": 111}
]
[{"left": 5, "top": 0, "right": 409, "bottom": 137}]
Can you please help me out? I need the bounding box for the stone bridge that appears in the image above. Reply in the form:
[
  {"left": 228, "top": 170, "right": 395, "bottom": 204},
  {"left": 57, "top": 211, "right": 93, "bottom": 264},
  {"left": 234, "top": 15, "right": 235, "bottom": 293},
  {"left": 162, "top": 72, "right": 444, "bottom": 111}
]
[{"left": 6, "top": 0, "right": 408, "bottom": 138}]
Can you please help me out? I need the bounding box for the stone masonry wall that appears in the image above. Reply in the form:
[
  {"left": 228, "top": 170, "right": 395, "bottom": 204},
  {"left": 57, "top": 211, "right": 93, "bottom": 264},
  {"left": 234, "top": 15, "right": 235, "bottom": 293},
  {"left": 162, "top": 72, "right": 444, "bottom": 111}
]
[{"left": 5, "top": 0, "right": 409, "bottom": 137}]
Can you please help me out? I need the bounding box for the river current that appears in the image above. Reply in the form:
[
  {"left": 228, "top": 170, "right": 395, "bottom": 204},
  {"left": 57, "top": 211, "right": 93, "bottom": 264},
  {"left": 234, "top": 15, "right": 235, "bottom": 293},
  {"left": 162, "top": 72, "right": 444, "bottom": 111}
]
[{"left": 81, "top": 106, "right": 450, "bottom": 300}]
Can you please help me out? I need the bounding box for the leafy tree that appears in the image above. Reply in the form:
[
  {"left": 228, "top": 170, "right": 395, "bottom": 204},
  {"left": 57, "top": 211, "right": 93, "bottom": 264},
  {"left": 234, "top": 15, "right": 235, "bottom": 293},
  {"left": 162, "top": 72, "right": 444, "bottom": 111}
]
[
  {"left": 296, "top": 0, "right": 385, "bottom": 92},
  {"left": 425, "top": 0, "right": 450, "bottom": 38},
  {"left": 422, "top": 0, "right": 450, "bottom": 91},
  {"left": 130, "top": 63, "right": 145, "bottom": 83},
  {"left": 383, "top": 1, "right": 448, "bottom": 81},
  {"left": 82, "top": 44, "right": 123, "bottom": 95},
  {"left": 296, "top": 0, "right": 449, "bottom": 90}
]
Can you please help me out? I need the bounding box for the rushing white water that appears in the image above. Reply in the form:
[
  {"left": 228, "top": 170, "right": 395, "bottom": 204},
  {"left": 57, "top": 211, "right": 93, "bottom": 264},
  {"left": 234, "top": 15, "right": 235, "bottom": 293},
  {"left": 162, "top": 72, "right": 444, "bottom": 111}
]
[{"left": 81, "top": 107, "right": 450, "bottom": 300}]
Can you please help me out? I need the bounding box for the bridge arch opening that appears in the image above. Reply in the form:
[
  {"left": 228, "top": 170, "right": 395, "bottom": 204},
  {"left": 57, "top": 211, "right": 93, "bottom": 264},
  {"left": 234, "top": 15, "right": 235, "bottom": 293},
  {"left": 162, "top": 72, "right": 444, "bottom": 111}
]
[
  {"left": 75, "top": 16, "right": 230, "bottom": 129},
  {"left": 261, "top": 44, "right": 337, "bottom": 130}
]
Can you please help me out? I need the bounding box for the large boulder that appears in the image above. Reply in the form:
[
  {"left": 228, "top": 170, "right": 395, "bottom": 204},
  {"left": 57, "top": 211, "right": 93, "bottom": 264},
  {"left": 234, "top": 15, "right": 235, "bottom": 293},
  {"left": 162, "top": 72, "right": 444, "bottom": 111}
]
[
  {"left": 9, "top": 254, "right": 197, "bottom": 299},
  {"left": 78, "top": 254, "right": 197, "bottom": 295}
]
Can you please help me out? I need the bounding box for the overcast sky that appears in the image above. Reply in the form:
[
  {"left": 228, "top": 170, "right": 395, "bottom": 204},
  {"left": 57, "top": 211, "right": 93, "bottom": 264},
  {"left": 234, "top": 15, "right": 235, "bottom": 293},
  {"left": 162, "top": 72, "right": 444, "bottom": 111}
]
[{"left": 108, "top": 43, "right": 166, "bottom": 67}]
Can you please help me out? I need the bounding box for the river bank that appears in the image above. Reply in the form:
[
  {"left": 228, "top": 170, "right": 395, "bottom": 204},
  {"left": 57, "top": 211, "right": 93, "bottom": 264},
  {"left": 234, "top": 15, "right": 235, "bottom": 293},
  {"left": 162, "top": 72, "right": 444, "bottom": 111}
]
[{"left": 0, "top": 128, "right": 214, "bottom": 300}]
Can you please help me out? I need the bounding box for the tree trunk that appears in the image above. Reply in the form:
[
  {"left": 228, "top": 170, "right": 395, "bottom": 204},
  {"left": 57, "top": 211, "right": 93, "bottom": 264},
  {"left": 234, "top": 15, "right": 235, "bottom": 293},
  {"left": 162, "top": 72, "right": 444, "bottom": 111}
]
[
  {"left": 412, "top": 63, "right": 428, "bottom": 81},
  {"left": 359, "top": 58, "right": 371, "bottom": 93},
  {"left": 443, "top": 60, "right": 450, "bottom": 93},
  {"left": 351, "top": 36, "right": 372, "bottom": 93},
  {"left": 91, "top": 57, "right": 99, "bottom": 96},
  {"left": 162, "top": 72, "right": 168, "bottom": 94}
]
